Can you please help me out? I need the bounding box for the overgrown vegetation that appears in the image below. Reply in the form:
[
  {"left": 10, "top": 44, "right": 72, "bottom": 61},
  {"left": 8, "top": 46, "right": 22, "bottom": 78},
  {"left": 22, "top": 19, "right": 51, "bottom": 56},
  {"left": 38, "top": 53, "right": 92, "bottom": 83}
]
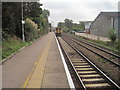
[
  {"left": 109, "top": 29, "right": 117, "bottom": 43},
  {"left": 25, "top": 18, "right": 38, "bottom": 41},
  {"left": 90, "top": 40, "right": 119, "bottom": 52},
  {"left": 69, "top": 33, "right": 119, "bottom": 53},
  {"left": 2, "top": 2, "right": 50, "bottom": 60},
  {"left": 2, "top": 38, "right": 30, "bottom": 59}
]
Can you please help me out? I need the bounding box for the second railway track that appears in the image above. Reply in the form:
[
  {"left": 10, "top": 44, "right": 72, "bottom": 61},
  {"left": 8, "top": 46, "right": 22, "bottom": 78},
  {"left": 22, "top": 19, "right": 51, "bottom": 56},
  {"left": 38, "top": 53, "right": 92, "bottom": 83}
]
[
  {"left": 57, "top": 36, "right": 120, "bottom": 90},
  {"left": 62, "top": 33, "right": 120, "bottom": 68}
]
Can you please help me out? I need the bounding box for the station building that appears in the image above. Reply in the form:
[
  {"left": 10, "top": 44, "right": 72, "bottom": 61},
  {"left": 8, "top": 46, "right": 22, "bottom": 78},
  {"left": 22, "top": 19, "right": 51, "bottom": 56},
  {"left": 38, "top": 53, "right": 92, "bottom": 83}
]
[
  {"left": 90, "top": 12, "right": 120, "bottom": 38},
  {"left": 84, "top": 21, "right": 92, "bottom": 34}
]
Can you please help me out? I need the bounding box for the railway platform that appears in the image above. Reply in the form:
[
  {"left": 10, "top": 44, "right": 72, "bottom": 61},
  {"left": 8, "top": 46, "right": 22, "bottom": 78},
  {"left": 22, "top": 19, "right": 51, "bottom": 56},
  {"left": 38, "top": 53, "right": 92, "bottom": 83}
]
[
  {"left": 24, "top": 32, "right": 70, "bottom": 88},
  {"left": 2, "top": 32, "right": 71, "bottom": 88}
]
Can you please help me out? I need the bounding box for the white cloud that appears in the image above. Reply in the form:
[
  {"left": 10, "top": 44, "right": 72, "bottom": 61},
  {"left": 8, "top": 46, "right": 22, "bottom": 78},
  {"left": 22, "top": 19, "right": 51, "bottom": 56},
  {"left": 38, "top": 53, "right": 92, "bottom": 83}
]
[{"left": 41, "top": 0, "right": 120, "bottom": 26}]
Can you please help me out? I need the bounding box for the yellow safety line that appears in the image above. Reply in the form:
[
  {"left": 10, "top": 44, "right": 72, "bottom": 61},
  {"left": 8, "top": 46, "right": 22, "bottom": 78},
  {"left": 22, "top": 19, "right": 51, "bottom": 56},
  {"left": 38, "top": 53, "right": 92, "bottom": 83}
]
[
  {"left": 23, "top": 62, "right": 38, "bottom": 88},
  {"left": 23, "top": 36, "right": 52, "bottom": 88}
]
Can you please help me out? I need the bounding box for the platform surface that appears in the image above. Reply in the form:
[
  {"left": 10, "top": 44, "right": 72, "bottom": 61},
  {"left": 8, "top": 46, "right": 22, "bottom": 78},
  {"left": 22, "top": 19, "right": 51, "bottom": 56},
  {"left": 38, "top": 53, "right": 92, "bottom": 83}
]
[{"left": 2, "top": 32, "right": 69, "bottom": 88}]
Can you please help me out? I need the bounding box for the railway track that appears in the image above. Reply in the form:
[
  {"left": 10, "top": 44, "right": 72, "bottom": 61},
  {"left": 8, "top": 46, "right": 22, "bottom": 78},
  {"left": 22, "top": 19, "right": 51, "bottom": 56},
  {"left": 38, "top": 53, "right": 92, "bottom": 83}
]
[
  {"left": 66, "top": 34, "right": 119, "bottom": 55},
  {"left": 62, "top": 34, "right": 120, "bottom": 68},
  {"left": 66, "top": 34, "right": 120, "bottom": 57},
  {"left": 57, "top": 37, "right": 120, "bottom": 89}
]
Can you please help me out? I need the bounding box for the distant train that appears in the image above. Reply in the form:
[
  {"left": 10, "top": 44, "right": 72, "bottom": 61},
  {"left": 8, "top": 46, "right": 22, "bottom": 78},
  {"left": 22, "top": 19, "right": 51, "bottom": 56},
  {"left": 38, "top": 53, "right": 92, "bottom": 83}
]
[{"left": 55, "top": 27, "right": 62, "bottom": 36}]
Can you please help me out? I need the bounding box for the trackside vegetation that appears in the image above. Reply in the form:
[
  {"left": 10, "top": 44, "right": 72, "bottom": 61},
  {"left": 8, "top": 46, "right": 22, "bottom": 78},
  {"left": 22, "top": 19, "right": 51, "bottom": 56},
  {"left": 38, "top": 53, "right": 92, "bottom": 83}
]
[
  {"left": 2, "top": 38, "right": 30, "bottom": 59},
  {"left": 2, "top": 2, "right": 50, "bottom": 60},
  {"left": 69, "top": 34, "right": 119, "bottom": 53},
  {"left": 109, "top": 29, "right": 117, "bottom": 43}
]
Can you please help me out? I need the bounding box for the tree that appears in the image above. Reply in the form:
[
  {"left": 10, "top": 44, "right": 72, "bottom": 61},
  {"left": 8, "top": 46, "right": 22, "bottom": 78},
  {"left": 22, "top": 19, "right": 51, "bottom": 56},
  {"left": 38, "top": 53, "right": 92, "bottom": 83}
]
[
  {"left": 79, "top": 21, "right": 85, "bottom": 30},
  {"left": 58, "top": 22, "right": 65, "bottom": 28},
  {"left": 42, "top": 9, "right": 50, "bottom": 19},
  {"left": 2, "top": 2, "right": 22, "bottom": 38},
  {"left": 64, "top": 18, "right": 73, "bottom": 29},
  {"left": 23, "top": 2, "right": 42, "bottom": 19},
  {"left": 25, "top": 18, "right": 38, "bottom": 41},
  {"left": 2, "top": 2, "right": 43, "bottom": 39}
]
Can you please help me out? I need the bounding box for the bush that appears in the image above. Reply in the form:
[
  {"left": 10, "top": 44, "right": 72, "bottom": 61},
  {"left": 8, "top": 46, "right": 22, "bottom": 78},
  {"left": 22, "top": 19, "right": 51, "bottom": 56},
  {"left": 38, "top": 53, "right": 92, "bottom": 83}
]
[
  {"left": 109, "top": 29, "right": 116, "bottom": 42},
  {"left": 25, "top": 18, "right": 38, "bottom": 41}
]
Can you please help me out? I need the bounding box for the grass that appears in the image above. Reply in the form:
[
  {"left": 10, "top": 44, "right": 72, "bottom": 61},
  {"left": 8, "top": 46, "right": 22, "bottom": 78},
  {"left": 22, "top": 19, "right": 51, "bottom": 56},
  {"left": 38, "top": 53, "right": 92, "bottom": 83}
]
[
  {"left": 1, "top": 31, "right": 48, "bottom": 61},
  {"left": 69, "top": 33, "right": 119, "bottom": 53},
  {"left": 88, "top": 39, "right": 119, "bottom": 52},
  {"left": 98, "top": 58, "right": 106, "bottom": 63},
  {"left": 0, "top": 45, "right": 2, "bottom": 61},
  {"left": 2, "top": 38, "right": 30, "bottom": 60}
]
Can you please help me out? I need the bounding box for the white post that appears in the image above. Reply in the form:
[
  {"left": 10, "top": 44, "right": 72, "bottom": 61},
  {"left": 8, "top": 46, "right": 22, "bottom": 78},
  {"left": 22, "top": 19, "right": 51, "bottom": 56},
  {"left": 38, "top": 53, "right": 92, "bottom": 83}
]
[{"left": 22, "top": 1, "right": 25, "bottom": 41}]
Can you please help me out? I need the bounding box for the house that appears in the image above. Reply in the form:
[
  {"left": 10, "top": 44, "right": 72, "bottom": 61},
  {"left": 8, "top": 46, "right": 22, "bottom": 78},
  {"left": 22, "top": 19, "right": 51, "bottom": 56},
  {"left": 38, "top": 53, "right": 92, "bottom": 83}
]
[
  {"left": 84, "top": 21, "right": 92, "bottom": 34},
  {"left": 90, "top": 12, "right": 120, "bottom": 38}
]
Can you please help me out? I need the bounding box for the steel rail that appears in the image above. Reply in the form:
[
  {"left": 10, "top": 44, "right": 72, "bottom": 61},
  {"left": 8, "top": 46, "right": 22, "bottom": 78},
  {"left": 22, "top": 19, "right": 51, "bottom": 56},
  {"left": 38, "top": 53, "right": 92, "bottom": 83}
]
[
  {"left": 61, "top": 37, "right": 120, "bottom": 89},
  {"left": 57, "top": 37, "right": 86, "bottom": 90},
  {"left": 65, "top": 34, "right": 120, "bottom": 58},
  {"left": 62, "top": 35, "right": 120, "bottom": 68}
]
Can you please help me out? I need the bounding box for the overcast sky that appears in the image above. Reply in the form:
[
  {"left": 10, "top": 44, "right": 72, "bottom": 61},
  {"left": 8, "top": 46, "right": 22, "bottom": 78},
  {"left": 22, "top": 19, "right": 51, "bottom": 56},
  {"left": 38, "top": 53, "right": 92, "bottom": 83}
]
[{"left": 41, "top": 0, "right": 120, "bottom": 26}]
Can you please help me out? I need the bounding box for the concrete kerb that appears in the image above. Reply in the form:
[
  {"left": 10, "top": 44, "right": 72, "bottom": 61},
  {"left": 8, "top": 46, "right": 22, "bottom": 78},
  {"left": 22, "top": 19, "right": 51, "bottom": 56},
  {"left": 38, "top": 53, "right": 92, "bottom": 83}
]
[{"left": 55, "top": 35, "right": 75, "bottom": 89}]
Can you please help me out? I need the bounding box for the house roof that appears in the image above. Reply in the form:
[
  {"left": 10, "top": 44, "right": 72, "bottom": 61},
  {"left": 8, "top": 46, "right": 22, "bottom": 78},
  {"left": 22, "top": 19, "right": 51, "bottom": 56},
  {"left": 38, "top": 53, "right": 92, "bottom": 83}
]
[
  {"left": 91, "top": 12, "right": 120, "bottom": 25},
  {"left": 102, "top": 12, "right": 120, "bottom": 17}
]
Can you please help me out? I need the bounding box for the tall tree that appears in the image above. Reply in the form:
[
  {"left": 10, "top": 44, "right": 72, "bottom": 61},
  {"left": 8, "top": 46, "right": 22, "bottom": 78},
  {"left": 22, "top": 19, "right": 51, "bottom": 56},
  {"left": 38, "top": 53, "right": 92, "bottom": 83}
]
[
  {"left": 79, "top": 21, "right": 85, "bottom": 30},
  {"left": 42, "top": 9, "right": 50, "bottom": 19},
  {"left": 2, "top": 2, "right": 43, "bottom": 39},
  {"left": 64, "top": 18, "right": 73, "bottom": 29},
  {"left": 2, "top": 2, "right": 22, "bottom": 38},
  {"left": 23, "top": 2, "right": 42, "bottom": 19},
  {"left": 58, "top": 22, "right": 65, "bottom": 28}
]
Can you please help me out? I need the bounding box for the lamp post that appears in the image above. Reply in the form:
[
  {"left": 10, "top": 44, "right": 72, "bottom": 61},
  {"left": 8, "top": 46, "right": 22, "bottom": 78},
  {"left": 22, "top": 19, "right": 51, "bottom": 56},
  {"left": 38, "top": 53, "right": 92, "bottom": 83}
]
[
  {"left": 118, "top": 2, "right": 120, "bottom": 55},
  {"left": 22, "top": 1, "right": 25, "bottom": 41},
  {"left": 52, "top": 22, "right": 54, "bottom": 31}
]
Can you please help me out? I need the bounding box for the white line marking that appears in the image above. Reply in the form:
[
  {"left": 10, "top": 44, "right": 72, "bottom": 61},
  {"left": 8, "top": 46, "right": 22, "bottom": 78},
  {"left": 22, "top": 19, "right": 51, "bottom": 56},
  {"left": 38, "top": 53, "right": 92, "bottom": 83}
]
[{"left": 55, "top": 35, "right": 75, "bottom": 89}]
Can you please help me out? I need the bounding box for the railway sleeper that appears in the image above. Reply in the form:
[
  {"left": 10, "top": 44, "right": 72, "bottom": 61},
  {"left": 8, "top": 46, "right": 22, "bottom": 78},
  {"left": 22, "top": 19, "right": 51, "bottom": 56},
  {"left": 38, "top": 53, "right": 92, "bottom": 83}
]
[
  {"left": 84, "top": 81, "right": 109, "bottom": 85},
  {"left": 71, "top": 58, "right": 84, "bottom": 60},
  {"left": 79, "top": 74, "right": 101, "bottom": 78},
  {"left": 73, "top": 63, "right": 89, "bottom": 66},
  {"left": 72, "top": 60, "right": 86, "bottom": 63},
  {"left": 78, "top": 72, "right": 98, "bottom": 75},
  {"left": 85, "top": 83, "right": 110, "bottom": 88},
  {"left": 74, "top": 65, "right": 91, "bottom": 68},
  {"left": 78, "top": 71, "right": 97, "bottom": 74},
  {"left": 82, "top": 78, "right": 104, "bottom": 82},
  {"left": 76, "top": 67, "right": 94, "bottom": 71}
]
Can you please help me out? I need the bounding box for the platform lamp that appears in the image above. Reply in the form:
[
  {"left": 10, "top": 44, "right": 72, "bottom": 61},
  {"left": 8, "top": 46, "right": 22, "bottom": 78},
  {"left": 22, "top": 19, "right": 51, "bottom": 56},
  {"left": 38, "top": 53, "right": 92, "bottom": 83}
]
[{"left": 21, "top": 0, "right": 25, "bottom": 42}]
